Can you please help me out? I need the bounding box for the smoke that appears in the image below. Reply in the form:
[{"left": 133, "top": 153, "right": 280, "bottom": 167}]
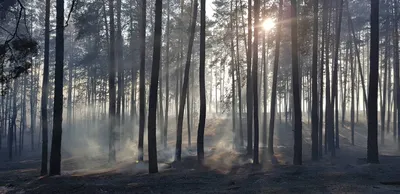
[
  {"left": 57, "top": 106, "right": 258, "bottom": 175},
  {"left": 60, "top": 105, "right": 142, "bottom": 174}
]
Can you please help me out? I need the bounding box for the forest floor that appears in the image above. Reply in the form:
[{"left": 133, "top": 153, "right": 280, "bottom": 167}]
[{"left": 1, "top": 117, "right": 400, "bottom": 193}]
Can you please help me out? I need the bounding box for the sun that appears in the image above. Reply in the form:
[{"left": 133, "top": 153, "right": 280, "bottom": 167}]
[{"left": 263, "top": 18, "right": 275, "bottom": 31}]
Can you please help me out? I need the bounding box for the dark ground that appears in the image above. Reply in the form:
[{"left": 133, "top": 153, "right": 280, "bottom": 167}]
[{"left": 1, "top": 117, "right": 400, "bottom": 193}]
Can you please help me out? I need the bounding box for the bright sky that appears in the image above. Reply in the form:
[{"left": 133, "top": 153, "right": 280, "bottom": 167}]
[{"left": 206, "top": 0, "right": 214, "bottom": 18}]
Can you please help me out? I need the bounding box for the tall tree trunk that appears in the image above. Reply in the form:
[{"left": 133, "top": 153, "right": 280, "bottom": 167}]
[
  {"left": 175, "top": 0, "right": 198, "bottom": 161},
  {"left": 21, "top": 75, "right": 27, "bottom": 154},
  {"left": 387, "top": 44, "right": 392, "bottom": 141},
  {"left": 347, "top": 7, "right": 368, "bottom": 112},
  {"left": 8, "top": 82, "right": 18, "bottom": 160},
  {"left": 147, "top": 0, "right": 163, "bottom": 173},
  {"left": 393, "top": 0, "right": 400, "bottom": 148},
  {"left": 380, "top": 20, "right": 389, "bottom": 145},
  {"left": 129, "top": 0, "right": 137, "bottom": 141},
  {"left": 230, "top": 0, "right": 236, "bottom": 148},
  {"left": 311, "top": 0, "right": 319, "bottom": 161},
  {"left": 367, "top": 0, "right": 379, "bottom": 164},
  {"left": 349, "top": 25, "right": 355, "bottom": 145},
  {"left": 252, "top": 0, "right": 260, "bottom": 164},
  {"left": 197, "top": 0, "right": 206, "bottom": 163},
  {"left": 268, "top": 0, "right": 282, "bottom": 156},
  {"left": 319, "top": 0, "right": 327, "bottom": 158},
  {"left": 186, "top": 83, "right": 191, "bottom": 147},
  {"left": 262, "top": 27, "right": 267, "bottom": 149},
  {"left": 67, "top": 53, "right": 73, "bottom": 134},
  {"left": 341, "top": 46, "right": 348, "bottom": 127},
  {"left": 324, "top": 0, "right": 331, "bottom": 154},
  {"left": 41, "top": 0, "right": 50, "bottom": 175},
  {"left": 291, "top": 0, "right": 302, "bottom": 165},
  {"left": 330, "top": 0, "right": 343, "bottom": 153},
  {"left": 108, "top": 0, "right": 117, "bottom": 163},
  {"left": 235, "top": 0, "right": 243, "bottom": 146},
  {"left": 115, "top": 0, "right": 124, "bottom": 127},
  {"left": 49, "top": 0, "right": 64, "bottom": 175},
  {"left": 246, "top": 0, "right": 253, "bottom": 155},
  {"left": 138, "top": 0, "right": 146, "bottom": 161},
  {"left": 163, "top": 0, "right": 171, "bottom": 149}
]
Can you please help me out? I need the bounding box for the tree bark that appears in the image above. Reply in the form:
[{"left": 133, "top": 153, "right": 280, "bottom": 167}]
[
  {"left": 175, "top": 0, "right": 198, "bottom": 161},
  {"left": 108, "top": 0, "right": 117, "bottom": 163},
  {"left": 393, "top": 0, "right": 400, "bottom": 148},
  {"left": 197, "top": 0, "right": 206, "bottom": 163},
  {"left": 235, "top": 0, "right": 243, "bottom": 147},
  {"left": 49, "top": 0, "right": 64, "bottom": 175},
  {"left": 138, "top": 0, "right": 146, "bottom": 161},
  {"left": 311, "top": 0, "right": 319, "bottom": 161},
  {"left": 291, "top": 0, "right": 302, "bottom": 165},
  {"left": 267, "top": 0, "right": 282, "bottom": 156},
  {"left": 163, "top": 0, "right": 171, "bottom": 149},
  {"left": 147, "top": 0, "right": 163, "bottom": 173},
  {"left": 246, "top": 0, "right": 253, "bottom": 155},
  {"left": 367, "top": 0, "right": 379, "bottom": 164}
]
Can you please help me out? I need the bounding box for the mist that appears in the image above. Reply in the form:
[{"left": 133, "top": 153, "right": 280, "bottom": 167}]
[{"left": 1, "top": 0, "right": 400, "bottom": 193}]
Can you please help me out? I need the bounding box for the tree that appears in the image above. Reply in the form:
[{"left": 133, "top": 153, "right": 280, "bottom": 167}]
[
  {"left": 235, "top": 0, "right": 244, "bottom": 147},
  {"left": 230, "top": 0, "right": 236, "bottom": 148},
  {"left": 175, "top": 0, "right": 198, "bottom": 161},
  {"left": 163, "top": 0, "right": 171, "bottom": 149},
  {"left": 291, "top": 0, "right": 302, "bottom": 165},
  {"left": 8, "top": 81, "right": 18, "bottom": 160},
  {"left": 197, "top": 0, "right": 206, "bottom": 163},
  {"left": 393, "top": 0, "right": 400, "bottom": 149},
  {"left": 319, "top": 0, "right": 328, "bottom": 156},
  {"left": 147, "top": 0, "right": 163, "bottom": 174},
  {"left": 138, "top": 0, "right": 146, "bottom": 161},
  {"left": 311, "top": 0, "right": 319, "bottom": 161},
  {"left": 349, "top": 27, "right": 355, "bottom": 146},
  {"left": 367, "top": 0, "right": 379, "bottom": 164},
  {"left": 49, "top": 0, "right": 65, "bottom": 175},
  {"left": 268, "top": 0, "right": 283, "bottom": 156},
  {"left": 246, "top": 0, "right": 253, "bottom": 156},
  {"left": 330, "top": 0, "right": 344, "bottom": 154},
  {"left": 252, "top": 0, "right": 260, "bottom": 165},
  {"left": 108, "top": 0, "right": 116, "bottom": 163},
  {"left": 40, "top": 0, "right": 50, "bottom": 176}
]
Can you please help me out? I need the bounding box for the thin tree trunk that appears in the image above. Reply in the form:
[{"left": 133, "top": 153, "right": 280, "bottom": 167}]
[
  {"left": 331, "top": 0, "right": 343, "bottom": 153},
  {"left": 367, "top": 0, "right": 379, "bottom": 163},
  {"left": 108, "top": 0, "right": 117, "bottom": 163},
  {"left": 175, "top": 0, "right": 198, "bottom": 161},
  {"left": 311, "top": 0, "right": 319, "bottom": 161},
  {"left": 347, "top": 7, "right": 368, "bottom": 112},
  {"left": 235, "top": 0, "right": 243, "bottom": 147},
  {"left": 268, "top": 0, "right": 282, "bottom": 156},
  {"left": 380, "top": 20, "right": 389, "bottom": 145},
  {"left": 393, "top": 0, "right": 400, "bottom": 148},
  {"left": 49, "top": 0, "right": 64, "bottom": 176},
  {"left": 291, "top": 0, "right": 302, "bottom": 165},
  {"left": 163, "top": 0, "right": 171, "bottom": 149},
  {"left": 246, "top": 0, "right": 253, "bottom": 155},
  {"left": 252, "top": 0, "right": 260, "bottom": 164},
  {"left": 349, "top": 24, "right": 355, "bottom": 145},
  {"left": 40, "top": 0, "right": 50, "bottom": 175},
  {"left": 230, "top": 0, "right": 236, "bottom": 148},
  {"left": 147, "top": 0, "right": 163, "bottom": 173},
  {"left": 138, "top": 0, "right": 146, "bottom": 161},
  {"left": 319, "top": 0, "right": 327, "bottom": 158},
  {"left": 8, "top": 82, "right": 18, "bottom": 160}
]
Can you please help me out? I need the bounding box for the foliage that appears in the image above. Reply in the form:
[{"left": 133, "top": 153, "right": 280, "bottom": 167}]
[{"left": 0, "top": 37, "right": 38, "bottom": 95}]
